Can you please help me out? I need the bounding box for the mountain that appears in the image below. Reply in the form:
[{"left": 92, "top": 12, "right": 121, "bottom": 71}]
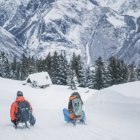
[
  {"left": 119, "top": 0, "right": 140, "bottom": 17},
  {"left": 95, "top": 0, "right": 140, "bottom": 17},
  {"left": 0, "top": 0, "right": 140, "bottom": 65},
  {"left": 0, "top": 26, "right": 25, "bottom": 60},
  {"left": 1, "top": 0, "right": 96, "bottom": 61}
]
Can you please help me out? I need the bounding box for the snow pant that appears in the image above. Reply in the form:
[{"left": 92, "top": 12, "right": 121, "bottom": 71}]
[{"left": 63, "top": 108, "right": 86, "bottom": 123}]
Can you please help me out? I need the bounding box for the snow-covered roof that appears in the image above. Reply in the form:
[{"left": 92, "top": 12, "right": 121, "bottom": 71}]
[{"left": 26, "top": 72, "right": 52, "bottom": 86}]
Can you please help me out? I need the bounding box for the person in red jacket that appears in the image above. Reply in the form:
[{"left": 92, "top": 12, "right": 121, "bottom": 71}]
[{"left": 10, "top": 91, "right": 35, "bottom": 127}]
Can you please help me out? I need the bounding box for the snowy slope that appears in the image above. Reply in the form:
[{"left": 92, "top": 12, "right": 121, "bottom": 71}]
[
  {"left": 87, "top": 83, "right": 140, "bottom": 140},
  {"left": 95, "top": 0, "right": 126, "bottom": 11},
  {"left": 0, "top": 0, "right": 140, "bottom": 65},
  {"left": 0, "top": 26, "right": 25, "bottom": 60},
  {"left": 96, "top": 0, "right": 140, "bottom": 17},
  {"left": 0, "top": 0, "right": 30, "bottom": 27},
  {"left": 0, "top": 77, "right": 140, "bottom": 140}
]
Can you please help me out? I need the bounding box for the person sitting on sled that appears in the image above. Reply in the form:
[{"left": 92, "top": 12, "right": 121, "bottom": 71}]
[
  {"left": 10, "top": 91, "right": 35, "bottom": 127},
  {"left": 63, "top": 92, "right": 86, "bottom": 123}
]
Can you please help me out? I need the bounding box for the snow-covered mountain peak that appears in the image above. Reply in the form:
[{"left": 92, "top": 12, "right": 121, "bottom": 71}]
[{"left": 0, "top": 0, "right": 140, "bottom": 65}]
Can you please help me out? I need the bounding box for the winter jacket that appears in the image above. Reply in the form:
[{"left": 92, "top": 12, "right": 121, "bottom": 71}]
[{"left": 10, "top": 96, "right": 32, "bottom": 121}]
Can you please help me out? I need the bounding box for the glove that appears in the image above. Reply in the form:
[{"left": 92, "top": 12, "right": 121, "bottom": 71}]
[{"left": 11, "top": 119, "right": 17, "bottom": 126}]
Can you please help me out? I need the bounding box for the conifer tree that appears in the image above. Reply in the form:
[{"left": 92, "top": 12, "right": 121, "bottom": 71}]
[
  {"left": 44, "top": 52, "right": 52, "bottom": 74},
  {"left": 76, "top": 55, "right": 86, "bottom": 87},
  {"left": 67, "top": 66, "right": 77, "bottom": 90},
  {"left": 0, "top": 52, "right": 11, "bottom": 78},
  {"left": 94, "top": 57, "right": 105, "bottom": 89},
  {"left": 36, "top": 58, "right": 46, "bottom": 72},
  {"left": 86, "top": 67, "right": 94, "bottom": 88},
  {"left": 4, "top": 59, "right": 10, "bottom": 78},
  {"left": 127, "top": 64, "right": 136, "bottom": 82},
  {"left": 107, "top": 57, "right": 128, "bottom": 86},
  {"left": 118, "top": 60, "right": 128, "bottom": 83},
  {"left": 20, "top": 54, "right": 29, "bottom": 80},
  {"left": 71, "top": 54, "right": 86, "bottom": 87},
  {"left": 16, "top": 62, "right": 21, "bottom": 80},
  {"left": 0, "top": 52, "right": 5, "bottom": 77},
  {"left": 107, "top": 56, "right": 118, "bottom": 86},
  {"left": 71, "top": 53, "right": 77, "bottom": 71},
  {"left": 57, "top": 52, "right": 68, "bottom": 85},
  {"left": 50, "top": 51, "right": 59, "bottom": 84},
  {"left": 136, "top": 66, "right": 140, "bottom": 80},
  {"left": 11, "top": 56, "right": 17, "bottom": 79},
  {"left": 28, "top": 56, "right": 37, "bottom": 74}
]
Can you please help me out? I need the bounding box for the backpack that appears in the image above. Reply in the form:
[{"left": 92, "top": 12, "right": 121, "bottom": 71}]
[
  {"left": 16, "top": 101, "right": 31, "bottom": 122},
  {"left": 71, "top": 97, "right": 82, "bottom": 117}
]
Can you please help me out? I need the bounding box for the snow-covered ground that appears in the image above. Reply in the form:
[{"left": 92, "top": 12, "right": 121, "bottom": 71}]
[{"left": 0, "top": 77, "right": 140, "bottom": 140}]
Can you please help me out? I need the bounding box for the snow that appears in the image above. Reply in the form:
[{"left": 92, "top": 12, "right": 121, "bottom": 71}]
[
  {"left": 25, "top": 72, "right": 52, "bottom": 86},
  {"left": 35, "top": 42, "right": 82, "bottom": 61},
  {"left": 126, "top": 10, "right": 140, "bottom": 18},
  {"left": 41, "top": 0, "right": 95, "bottom": 61},
  {"left": 96, "top": 0, "right": 126, "bottom": 11},
  {"left": 0, "top": 26, "right": 24, "bottom": 60},
  {"left": 43, "top": 7, "right": 64, "bottom": 23},
  {"left": 0, "top": 0, "right": 30, "bottom": 5},
  {"left": 108, "top": 81, "right": 140, "bottom": 98},
  {"left": 96, "top": 0, "right": 140, "bottom": 18},
  {"left": 0, "top": 76, "right": 140, "bottom": 140},
  {"left": 86, "top": 43, "right": 91, "bottom": 65},
  {"left": 68, "top": 25, "right": 81, "bottom": 45},
  {"left": 107, "top": 14, "right": 126, "bottom": 28},
  {"left": 0, "top": 26, "right": 14, "bottom": 39}
]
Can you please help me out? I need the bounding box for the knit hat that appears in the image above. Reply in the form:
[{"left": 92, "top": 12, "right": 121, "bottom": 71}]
[{"left": 17, "top": 91, "right": 23, "bottom": 96}]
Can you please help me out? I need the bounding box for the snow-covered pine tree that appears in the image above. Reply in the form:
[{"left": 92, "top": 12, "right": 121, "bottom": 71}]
[
  {"left": 136, "top": 66, "right": 140, "bottom": 80},
  {"left": 127, "top": 64, "right": 136, "bottom": 82},
  {"left": 11, "top": 55, "right": 17, "bottom": 79},
  {"left": 67, "top": 66, "right": 77, "bottom": 90},
  {"left": 0, "top": 52, "right": 5, "bottom": 77},
  {"left": 107, "top": 57, "right": 128, "bottom": 86},
  {"left": 114, "top": 59, "right": 123, "bottom": 84},
  {"left": 0, "top": 52, "right": 11, "bottom": 78},
  {"left": 107, "top": 56, "right": 118, "bottom": 86},
  {"left": 103, "top": 63, "right": 109, "bottom": 88},
  {"left": 52, "top": 52, "right": 68, "bottom": 85},
  {"left": 85, "top": 66, "right": 94, "bottom": 88},
  {"left": 71, "top": 53, "right": 86, "bottom": 87},
  {"left": 71, "top": 52, "right": 78, "bottom": 72},
  {"left": 76, "top": 55, "right": 86, "bottom": 87},
  {"left": 57, "top": 52, "right": 68, "bottom": 85},
  {"left": 50, "top": 51, "right": 60, "bottom": 84},
  {"left": 28, "top": 56, "right": 37, "bottom": 74},
  {"left": 15, "top": 62, "right": 21, "bottom": 80},
  {"left": 118, "top": 60, "right": 128, "bottom": 83},
  {"left": 44, "top": 52, "right": 52, "bottom": 74},
  {"left": 36, "top": 58, "right": 45, "bottom": 72},
  {"left": 20, "top": 54, "right": 29, "bottom": 80},
  {"left": 94, "top": 57, "right": 105, "bottom": 90},
  {"left": 4, "top": 58, "right": 10, "bottom": 78}
]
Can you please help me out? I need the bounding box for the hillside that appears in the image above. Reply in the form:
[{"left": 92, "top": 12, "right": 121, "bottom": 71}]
[
  {"left": 0, "top": 0, "right": 140, "bottom": 64},
  {"left": 0, "top": 77, "right": 140, "bottom": 140}
]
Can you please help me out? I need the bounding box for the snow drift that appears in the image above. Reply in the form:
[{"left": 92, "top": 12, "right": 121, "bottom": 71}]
[{"left": 0, "top": 77, "right": 140, "bottom": 140}]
